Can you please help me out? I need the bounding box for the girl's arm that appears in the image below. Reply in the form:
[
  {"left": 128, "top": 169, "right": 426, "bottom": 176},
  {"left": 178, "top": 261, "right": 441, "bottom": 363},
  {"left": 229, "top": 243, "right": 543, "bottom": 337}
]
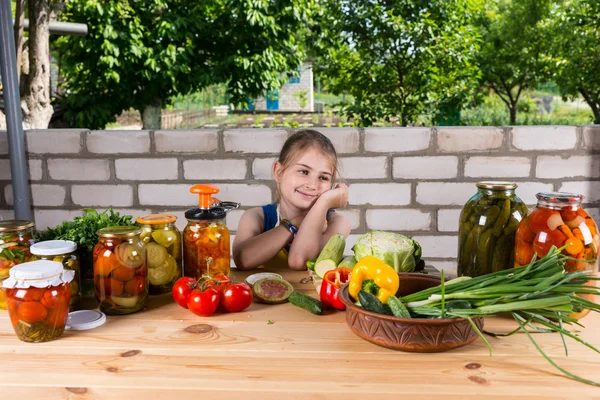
[
  {"left": 287, "top": 184, "right": 350, "bottom": 270},
  {"left": 232, "top": 208, "right": 294, "bottom": 271}
]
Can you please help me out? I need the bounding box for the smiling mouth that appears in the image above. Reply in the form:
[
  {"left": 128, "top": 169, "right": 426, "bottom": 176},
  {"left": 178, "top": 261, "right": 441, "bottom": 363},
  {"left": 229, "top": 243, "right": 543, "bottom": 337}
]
[{"left": 296, "top": 190, "right": 316, "bottom": 199}]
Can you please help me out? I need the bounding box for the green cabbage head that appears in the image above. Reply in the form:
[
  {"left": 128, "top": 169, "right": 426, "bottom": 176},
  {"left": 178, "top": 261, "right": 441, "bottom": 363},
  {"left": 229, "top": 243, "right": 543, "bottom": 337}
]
[{"left": 352, "top": 231, "right": 422, "bottom": 273}]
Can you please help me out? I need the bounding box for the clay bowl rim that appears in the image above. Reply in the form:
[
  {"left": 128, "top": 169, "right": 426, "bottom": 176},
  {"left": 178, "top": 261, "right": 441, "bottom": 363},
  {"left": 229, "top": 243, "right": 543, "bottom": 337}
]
[{"left": 339, "top": 272, "right": 476, "bottom": 325}]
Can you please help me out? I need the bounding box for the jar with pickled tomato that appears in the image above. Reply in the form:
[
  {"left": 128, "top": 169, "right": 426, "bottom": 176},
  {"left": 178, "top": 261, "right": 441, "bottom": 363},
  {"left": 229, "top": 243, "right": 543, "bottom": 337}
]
[
  {"left": 93, "top": 226, "right": 147, "bottom": 315},
  {"left": 30, "top": 240, "right": 81, "bottom": 311},
  {"left": 2, "top": 260, "right": 74, "bottom": 343},
  {"left": 137, "top": 214, "right": 182, "bottom": 294},
  {"left": 515, "top": 192, "right": 598, "bottom": 318},
  {"left": 184, "top": 184, "right": 240, "bottom": 279},
  {"left": 0, "top": 220, "right": 35, "bottom": 310}
]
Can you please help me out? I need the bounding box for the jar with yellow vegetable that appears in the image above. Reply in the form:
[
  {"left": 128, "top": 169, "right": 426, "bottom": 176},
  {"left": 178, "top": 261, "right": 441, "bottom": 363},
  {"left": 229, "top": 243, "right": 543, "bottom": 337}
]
[
  {"left": 30, "top": 240, "right": 81, "bottom": 311},
  {"left": 0, "top": 220, "right": 35, "bottom": 310},
  {"left": 136, "top": 214, "right": 182, "bottom": 294}
]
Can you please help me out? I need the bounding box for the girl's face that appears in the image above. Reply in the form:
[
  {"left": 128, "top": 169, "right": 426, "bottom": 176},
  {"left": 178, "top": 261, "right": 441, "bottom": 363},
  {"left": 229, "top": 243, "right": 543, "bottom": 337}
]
[{"left": 274, "top": 147, "right": 335, "bottom": 211}]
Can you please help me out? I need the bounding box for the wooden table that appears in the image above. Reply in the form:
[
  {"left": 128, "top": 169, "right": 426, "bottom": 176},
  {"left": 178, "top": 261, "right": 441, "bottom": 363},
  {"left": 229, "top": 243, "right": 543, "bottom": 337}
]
[{"left": 1, "top": 268, "right": 599, "bottom": 399}]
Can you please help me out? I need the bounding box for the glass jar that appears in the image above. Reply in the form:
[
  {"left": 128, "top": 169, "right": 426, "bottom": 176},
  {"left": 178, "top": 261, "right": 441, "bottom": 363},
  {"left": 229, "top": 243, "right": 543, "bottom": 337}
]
[
  {"left": 0, "top": 220, "right": 35, "bottom": 310},
  {"left": 514, "top": 192, "right": 598, "bottom": 319},
  {"left": 457, "top": 182, "right": 529, "bottom": 277},
  {"left": 93, "top": 226, "right": 147, "bottom": 315},
  {"left": 2, "top": 260, "right": 74, "bottom": 343},
  {"left": 30, "top": 240, "right": 81, "bottom": 311},
  {"left": 136, "top": 214, "right": 182, "bottom": 294}
]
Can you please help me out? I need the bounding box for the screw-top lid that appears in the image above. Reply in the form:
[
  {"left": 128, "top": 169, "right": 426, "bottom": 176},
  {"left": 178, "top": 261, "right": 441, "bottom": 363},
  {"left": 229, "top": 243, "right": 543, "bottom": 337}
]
[
  {"left": 66, "top": 310, "right": 106, "bottom": 331},
  {"left": 536, "top": 192, "right": 583, "bottom": 206},
  {"left": 97, "top": 226, "right": 142, "bottom": 238},
  {"left": 2, "top": 260, "right": 74, "bottom": 289},
  {"left": 31, "top": 240, "right": 77, "bottom": 256},
  {"left": 0, "top": 220, "right": 34, "bottom": 232},
  {"left": 185, "top": 207, "right": 226, "bottom": 221},
  {"left": 136, "top": 213, "right": 177, "bottom": 225},
  {"left": 191, "top": 184, "right": 221, "bottom": 209},
  {"left": 476, "top": 181, "right": 518, "bottom": 190}
]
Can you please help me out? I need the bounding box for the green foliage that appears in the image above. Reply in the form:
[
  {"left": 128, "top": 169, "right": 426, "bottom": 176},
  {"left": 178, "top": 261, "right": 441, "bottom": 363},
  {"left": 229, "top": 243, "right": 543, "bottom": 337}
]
[
  {"left": 316, "top": 0, "right": 482, "bottom": 126},
  {"left": 294, "top": 90, "right": 309, "bottom": 109},
  {"left": 550, "top": 0, "right": 600, "bottom": 123},
  {"left": 56, "top": 0, "right": 319, "bottom": 129}
]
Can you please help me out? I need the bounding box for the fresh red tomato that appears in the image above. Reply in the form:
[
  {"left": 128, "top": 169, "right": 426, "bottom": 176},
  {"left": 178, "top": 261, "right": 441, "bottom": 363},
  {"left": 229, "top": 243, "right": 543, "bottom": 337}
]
[
  {"left": 172, "top": 277, "right": 199, "bottom": 308},
  {"left": 187, "top": 287, "right": 220, "bottom": 317},
  {"left": 205, "top": 274, "right": 231, "bottom": 292},
  {"left": 220, "top": 283, "right": 252, "bottom": 313}
]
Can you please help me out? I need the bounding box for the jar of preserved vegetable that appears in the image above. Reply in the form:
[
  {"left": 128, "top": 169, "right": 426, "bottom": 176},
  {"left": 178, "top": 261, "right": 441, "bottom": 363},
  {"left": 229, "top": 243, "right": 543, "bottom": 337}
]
[
  {"left": 184, "top": 184, "right": 240, "bottom": 279},
  {"left": 514, "top": 192, "right": 598, "bottom": 319},
  {"left": 457, "top": 182, "right": 528, "bottom": 277},
  {"left": 0, "top": 220, "right": 35, "bottom": 310},
  {"left": 2, "top": 260, "right": 74, "bottom": 343},
  {"left": 93, "top": 226, "right": 147, "bottom": 315},
  {"left": 136, "top": 214, "right": 182, "bottom": 294},
  {"left": 30, "top": 240, "right": 81, "bottom": 311}
]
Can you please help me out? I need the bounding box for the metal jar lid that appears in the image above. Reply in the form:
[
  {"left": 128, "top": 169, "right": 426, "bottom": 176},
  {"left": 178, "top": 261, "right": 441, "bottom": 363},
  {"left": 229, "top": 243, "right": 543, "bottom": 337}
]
[
  {"left": 96, "top": 226, "right": 142, "bottom": 238},
  {"left": 185, "top": 207, "right": 226, "bottom": 221},
  {"left": 476, "top": 181, "right": 517, "bottom": 190},
  {"left": 31, "top": 240, "right": 77, "bottom": 256},
  {"left": 0, "top": 220, "right": 34, "bottom": 232},
  {"left": 136, "top": 213, "right": 177, "bottom": 225}
]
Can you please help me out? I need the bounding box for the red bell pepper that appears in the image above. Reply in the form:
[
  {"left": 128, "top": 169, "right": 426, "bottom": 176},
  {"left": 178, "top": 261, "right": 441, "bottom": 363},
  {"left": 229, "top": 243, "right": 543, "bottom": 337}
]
[{"left": 320, "top": 267, "right": 352, "bottom": 310}]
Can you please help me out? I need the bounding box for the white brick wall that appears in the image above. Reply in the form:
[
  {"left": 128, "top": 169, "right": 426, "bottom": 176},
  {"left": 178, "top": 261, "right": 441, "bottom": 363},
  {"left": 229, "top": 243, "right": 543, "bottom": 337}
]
[
  {"left": 34, "top": 209, "right": 84, "bottom": 230},
  {"left": 224, "top": 129, "right": 287, "bottom": 153},
  {"left": 139, "top": 184, "right": 198, "bottom": 206},
  {"left": 437, "top": 209, "right": 462, "bottom": 232},
  {"left": 366, "top": 209, "right": 431, "bottom": 231},
  {"left": 412, "top": 235, "right": 458, "bottom": 258},
  {"left": 393, "top": 156, "right": 458, "bottom": 179},
  {"left": 25, "top": 129, "right": 83, "bottom": 154},
  {"left": 48, "top": 159, "right": 110, "bottom": 181},
  {"left": 87, "top": 131, "right": 150, "bottom": 153},
  {"left": 559, "top": 181, "right": 600, "bottom": 203},
  {"left": 335, "top": 209, "right": 361, "bottom": 230},
  {"left": 116, "top": 158, "right": 179, "bottom": 181},
  {"left": 512, "top": 126, "right": 577, "bottom": 151},
  {"left": 252, "top": 158, "right": 276, "bottom": 180},
  {"left": 437, "top": 127, "right": 503, "bottom": 152},
  {"left": 319, "top": 128, "right": 360, "bottom": 154},
  {"left": 364, "top": 128, "right": 430, "bottom": 153},
  {"left": 5, "top": 184, "right": 66, "bottom": 206},
  {"left": 184, "top": 159, "right": 246, "bottom": 180},
  {"left": 349, "top": 183, "right": 411, "bottom": 206},
  {"left": 155, "top": 130, "right": 218, "bottom": 153},
  {"left": 464, "top": 156, "right": 531, "bottom": 178},
  {"left": 536, "top": 155, "right": 600, "bottom": 179},
  {"left": 0, "top": 159, "right": 42, "bottom": 180},
  {"left": 339, "top": 157, "right": 387, "bottom": 179},
  {"left": 515, "top": 182, "right": 554, "bottom": 205},
  {"left": 71, "top": 185, "right": 134, "bottom": 207},
  {"left": 416, "top": 182, "right": 475, "bottom": 205},
  {"left": 583, "top": 126, "right": 600, "bottom": 150}
]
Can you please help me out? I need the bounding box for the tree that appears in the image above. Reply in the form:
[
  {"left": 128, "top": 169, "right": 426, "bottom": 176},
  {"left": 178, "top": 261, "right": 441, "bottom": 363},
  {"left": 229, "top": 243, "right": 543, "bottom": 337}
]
[
  {"left": 56, "top": 0, "right": 319, "bottom": 129},
  {"left": 551, "top": 0, "right": 600, "bottom": 124},
  {"left": 315, "top": 0, "right": 482, "bottom": 127},
  {"left": 476, "top": 0, "right": 553, "bottom": 125}
]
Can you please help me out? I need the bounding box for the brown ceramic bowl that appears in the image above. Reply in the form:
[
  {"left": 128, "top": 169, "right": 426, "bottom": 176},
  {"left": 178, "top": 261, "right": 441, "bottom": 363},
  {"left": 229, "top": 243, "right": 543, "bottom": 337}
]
[{"left": 340, "top": 272, "right": 484, "bottom": 353}]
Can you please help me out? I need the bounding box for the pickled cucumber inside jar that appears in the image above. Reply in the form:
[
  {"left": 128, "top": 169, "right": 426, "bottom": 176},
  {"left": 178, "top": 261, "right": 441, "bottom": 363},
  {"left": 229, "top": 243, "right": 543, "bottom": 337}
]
[
  {"left": 115, "top": 242, "right": 145, "bottom": 268},
  {"left": 149, "top": 256, "right": 178, "bottom": 286}
]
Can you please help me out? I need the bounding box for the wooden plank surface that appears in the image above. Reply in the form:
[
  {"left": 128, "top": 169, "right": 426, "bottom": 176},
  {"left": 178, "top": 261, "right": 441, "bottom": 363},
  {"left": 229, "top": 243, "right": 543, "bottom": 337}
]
[{"left": 1, "top": 268, "right": 599, "bottom": 399}]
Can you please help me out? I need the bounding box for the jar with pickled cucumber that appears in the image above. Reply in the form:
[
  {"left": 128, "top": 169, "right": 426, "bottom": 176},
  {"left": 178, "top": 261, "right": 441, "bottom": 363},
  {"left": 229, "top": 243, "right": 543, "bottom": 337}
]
[
  {"left": 457, "top": 182, "right": 528, "bottom": 277},
  {"left": 136, "top": 214, "right": 182, "bottom": 294},
  {"left": 515, "top": 192, "right": 599, "bottom": 319},
  {"left": 30, "top": 240, "right": 81, "bottom": 311},
  {"left": 0, "top": 220, "right": 35, "bottom": 310},
  {"left": 2, "top": 260, "right": 74, "bottom": 343},
  {"left": 93, "top": 227, "right": 147, "bottom": 315}
]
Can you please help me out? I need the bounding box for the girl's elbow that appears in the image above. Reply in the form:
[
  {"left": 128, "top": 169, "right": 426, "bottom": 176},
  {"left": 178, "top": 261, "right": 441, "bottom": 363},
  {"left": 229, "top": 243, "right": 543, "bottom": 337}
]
[{"left": 287, "top": 256, "right": 307, "bottom": 271}]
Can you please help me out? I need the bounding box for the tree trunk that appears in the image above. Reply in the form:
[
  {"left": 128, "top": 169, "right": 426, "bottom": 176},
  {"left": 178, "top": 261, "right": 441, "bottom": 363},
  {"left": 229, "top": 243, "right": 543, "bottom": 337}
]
[
  {"left": 21, "top": 0, "right": 53, "bottom": 129},
  {"left": 509, "top": 103, "right": 517, "bottom": 125},
  {"left": 579, "top": 88, "right": 600, "bottom": 125},
  {"left": 13, "top": 0, "right": 25, "bottom": 84},
  {"left": 141, "top": 98, "right": 163, "bottom": 129}
]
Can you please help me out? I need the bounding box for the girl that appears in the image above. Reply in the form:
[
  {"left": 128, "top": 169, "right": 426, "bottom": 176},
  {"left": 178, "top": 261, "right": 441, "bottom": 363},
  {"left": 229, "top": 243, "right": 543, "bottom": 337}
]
[{"left": 233, "top": 130, "right": 350, "bottom": 270}]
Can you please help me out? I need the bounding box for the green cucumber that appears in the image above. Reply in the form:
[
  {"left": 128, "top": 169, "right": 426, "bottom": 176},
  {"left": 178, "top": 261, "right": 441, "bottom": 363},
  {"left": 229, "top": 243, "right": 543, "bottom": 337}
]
[
  {"left": 338, "top": 256, "right": 357, "bottom": 270},
  {"left": 306, "top": 259, "right": 316, "bottom": 271},
  {"left": 387, "top": 295, "right": 411, "bottom": 318},
  {"left": 315, "top": 234, "right": 346, "bottom": 278},
  {"left": 358, "top": 290, "right": 393, "bottom": 316},
  {"left": 288, "top": 292, "right": 323, "bottom": 315}
]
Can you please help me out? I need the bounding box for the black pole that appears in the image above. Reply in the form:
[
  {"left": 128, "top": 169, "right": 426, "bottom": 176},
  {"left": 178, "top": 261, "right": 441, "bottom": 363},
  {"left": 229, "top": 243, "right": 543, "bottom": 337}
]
[{"left": 0, "top": 1, "right": 32, "bottom": 221}]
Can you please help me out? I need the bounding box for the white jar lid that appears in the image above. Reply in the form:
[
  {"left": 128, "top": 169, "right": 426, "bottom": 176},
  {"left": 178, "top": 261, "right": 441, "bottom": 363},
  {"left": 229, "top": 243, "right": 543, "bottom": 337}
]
[
  {"left": 2, "top": 260, "right": 74, "bottom": 289},
  {"left": 66, "top": 310, "right": 106, "bottom": 331},
  {"left": 31, "top": 240, "right": 77, "bottom": 256}
]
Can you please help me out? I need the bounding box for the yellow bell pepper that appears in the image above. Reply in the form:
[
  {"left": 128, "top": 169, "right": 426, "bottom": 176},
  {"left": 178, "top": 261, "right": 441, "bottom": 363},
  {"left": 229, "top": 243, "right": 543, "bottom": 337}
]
[{"left": 348, "top": 256, "right": 399, "bottom": 304}]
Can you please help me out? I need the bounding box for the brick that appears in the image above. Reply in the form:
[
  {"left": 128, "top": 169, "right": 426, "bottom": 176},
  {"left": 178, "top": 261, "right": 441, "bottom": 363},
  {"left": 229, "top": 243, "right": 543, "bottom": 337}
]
[
  {"left": 226, "top": 209, "right": 245, "bottom": 231},
  {"left": 317, "top": 128, "right": 359, "bottom": 154},
  {"left": 33, "top": 210, "right": 84, "bottom": 230},
  {"left": 48, "top": 159, "right": 110, "bottom": 181},
  {"left": 139, "top": 184, "right": 272, "bottom": 206},
  {"left": 411, "top": 235, "right": 458, "bottom": 258},
  {"left": 437, "top": 127, "right": 504, "bottom": 152},
  {"left": 155, "top": 130, "right": 218, "bottom": 153},
  {"left": 536, "top": 155, "right": 600, "bottom": 179},
  {"left": 5, "top": 184, "right": 66, "bottom": 206},
  {"left": 0, "top": 209, "right": 15, "bottom": 220},
  {"left": 365, "top": 128, "right": 430, "bottom": 153},
  {"left": 393, "top": 156, "right": 458, "bottom": 179},
  {"left": 512, "top": 126, "right": 577, "bottom": 151},
  {"left": 339, "top": 157, "right": 387, "bottom": 179},
  {"left": 335, "top": 209, "right": 361, "bottom": 230},
  {"left": 582, "top": 126, "right": 600, "bottom": 151},
  {"left": 416, "top": 183, "right": 476, "bottom": 206},
  {"left": 0, "top": 159, "right": 42, "bottom": 180},
  {"left": 349, "top": 183, "right": 411, "bottom": 206},
  {"left": 116, "top": 158, "right": 178, "bottom": 181},
  {"left": 224, "top": 129, "right": 287, "bottom": 153},
  {"left": 25, "top": 129, "right": 83, "bottom": 154},
  {"left": 465, "top": 156, "right": 531, "bottom": 178},
  {"left": 252, "top": 158, "right": 276, "bottom": 180},
  {"left": 515, "top": 182, "right": 554, "bottom": 205},
  {"left": 87, "top": 131, "right": 150, "bottom": 154},
  {"left": 437, "top": 209, "right": 462, "bottom": 232},
  {"left": 184, "top": 159, "right": 246, "bottom": 180},
  {"left": 71, "top": 185, "right": 134, "bottom": 207},
  {"left": 0, "top": 132, "right": 7, "bottom": 155},
  {"left": 559, "top": 181, "right": 600, "bottom": 203},
  {"left": 586, "top": 207, "right": 600, "bottom": 224},
  {"left": 366, "top": 209, "right": 431, "bottom": 231}
]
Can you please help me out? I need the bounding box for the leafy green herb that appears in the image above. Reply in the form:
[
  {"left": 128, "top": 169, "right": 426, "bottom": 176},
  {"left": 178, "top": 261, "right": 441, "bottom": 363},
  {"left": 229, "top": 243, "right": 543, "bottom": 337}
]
[{"left": 267, "top": 320, "right": 274, "bottom": 325}]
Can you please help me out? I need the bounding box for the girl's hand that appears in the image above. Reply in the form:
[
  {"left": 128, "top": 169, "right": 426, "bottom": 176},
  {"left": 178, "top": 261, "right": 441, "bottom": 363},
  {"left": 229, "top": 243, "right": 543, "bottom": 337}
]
[{"left": 320, "top": 183, "right": 349, "bottom": 209}]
